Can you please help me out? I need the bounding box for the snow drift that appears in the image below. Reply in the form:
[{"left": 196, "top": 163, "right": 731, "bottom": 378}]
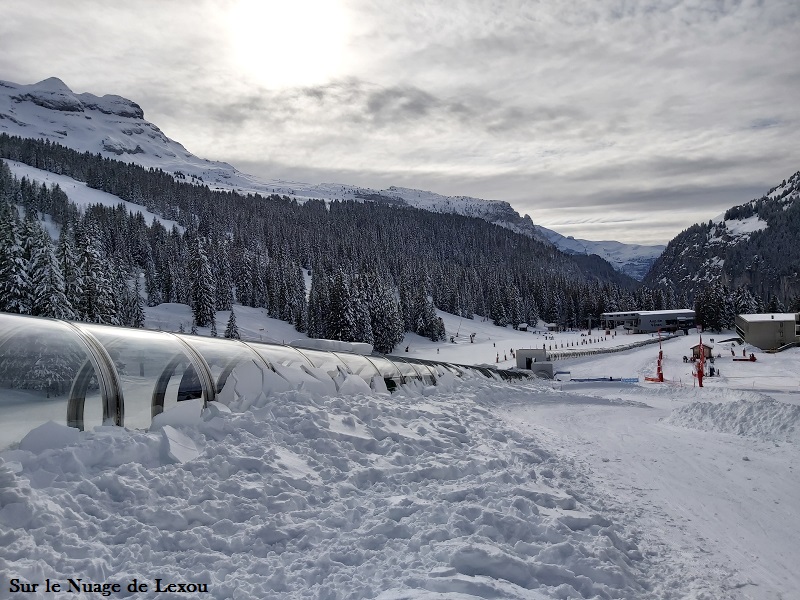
[
  {"left": 667, "top": 397, "right": 800, "bottom": 442},
  {"left": 0, "top": 378, "right": 666, "bottom": 599}
]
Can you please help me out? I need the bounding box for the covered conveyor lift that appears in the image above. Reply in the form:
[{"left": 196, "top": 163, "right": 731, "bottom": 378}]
[{"left": 0, "top": 313, "right": 531, "bottom": 449}]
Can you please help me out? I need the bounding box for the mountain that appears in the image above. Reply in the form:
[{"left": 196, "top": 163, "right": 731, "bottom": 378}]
[
  {"left": 643, "top": 171, "right": 800, "bottom": 304},
  {"left": 535, "top": 226, "right": 664, "bottom": 280},
  {"left": 0, "top": 77, "right": 654, "bottom": 275}
]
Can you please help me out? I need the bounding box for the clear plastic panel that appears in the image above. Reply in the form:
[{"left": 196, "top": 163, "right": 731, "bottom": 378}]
[
  {"left": 390, "top": 358, "right": 422, "bottom": 381},
  {"left": 245, "top": 342, "right": 326, "bottom": 391},
  {"left": 417, "top": 359, "right": 452, "bottom": 378},
  {"left": 176, "top": 335, "right": 267, "bottom": 394},
  {"left": 0, "top": 314, "right": 105, "bottom": 448},
  {"left": 407, "top": 361, "right": 437, "bottom": 385},
  {"left": 331, "top": 352, "right": 381, "bottom": 383},
  {"left": 292, "top": 348, "right": 350, "bottom": 379},
  {"left": 74, "top": 324, "right": 207, "bottom": 431},
  {"left": 247, "top": 343, "right": 314, "bottom": 369},
  {"left": 363, "top": 356, "right": 404, "bottom": 392}
]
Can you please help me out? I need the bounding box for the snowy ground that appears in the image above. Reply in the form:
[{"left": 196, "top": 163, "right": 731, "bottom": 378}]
[{"left": 1, "top": 306, "right": 798, "bottom": 599}]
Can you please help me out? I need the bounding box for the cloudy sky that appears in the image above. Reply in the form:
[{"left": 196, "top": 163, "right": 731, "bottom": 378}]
[{"left": 1, "top": 0, "right": 798, "bottom": 243}]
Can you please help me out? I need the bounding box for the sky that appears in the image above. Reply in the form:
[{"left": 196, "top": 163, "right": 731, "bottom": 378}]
[{"left": 1, "top": 0, "right": 798, "bottom": 244}]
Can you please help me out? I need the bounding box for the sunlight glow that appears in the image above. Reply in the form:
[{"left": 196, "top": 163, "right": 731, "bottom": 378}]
[{"left": 227, "top": 0, "right": 350, "bottom": 88}]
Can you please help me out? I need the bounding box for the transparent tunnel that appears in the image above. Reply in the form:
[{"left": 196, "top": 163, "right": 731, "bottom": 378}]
[{"left": 0, "top": 313, "right": 530, "bottom": 449}]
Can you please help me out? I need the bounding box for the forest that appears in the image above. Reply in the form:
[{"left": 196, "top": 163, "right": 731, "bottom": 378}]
[{"left": 0, "top": 133, "right": 724, "bottom": 350}]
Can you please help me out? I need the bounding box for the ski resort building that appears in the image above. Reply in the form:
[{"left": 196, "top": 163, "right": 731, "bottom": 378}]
[
  {"left": 0, "top": 313, "right": 529, "bottom": 450},
  {"left": 515, "top": 348, "right": 554, "bottom": 379},
  {"left": 600, "top": 309, "right": 696, "bottom": 333},
  {"left": 734, "top": 313, "right": 800, "bottom": 351}
]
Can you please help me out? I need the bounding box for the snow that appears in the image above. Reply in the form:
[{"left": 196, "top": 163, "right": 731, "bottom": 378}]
[
  {"left": 709, "top": 212, "right": 768, "bottom": 242},
  {"left": 17, "top": 420, "right": 80, "bottom": 453},
  {"left": 737, "top": 312, "right": 797, "bottom": 323},
  {"left": 668, "top": 397, "right": 800, "bottom": 441},
  {"left": 2, "top": 304, "right": 799, "bottom": 599},
  {"left": 159, "top": 425, "right": 200, "bottom": 464},
  {"left": 290, "top": 338, "right": 374, "bottom": 355},
  {"left": 535, "top": 226, "right": 665, "bottom": 281},
  {"left": 3, "top": 160, "right": 183, "bottom": 232}
]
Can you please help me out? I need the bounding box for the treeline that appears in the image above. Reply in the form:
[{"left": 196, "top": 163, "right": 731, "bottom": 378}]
[
  {"left": 1, "top": 134, "right": 673, "bottom": 352},
  {"left": 693, "top": 279, "right": 800, "bottom": 332}
]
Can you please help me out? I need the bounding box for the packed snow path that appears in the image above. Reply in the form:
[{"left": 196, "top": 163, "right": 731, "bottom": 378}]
[{"left": 497, "top": 382, "right": 800, "bottom": 600}]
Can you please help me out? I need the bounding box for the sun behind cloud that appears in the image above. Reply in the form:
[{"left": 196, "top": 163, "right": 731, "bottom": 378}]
[{"left": 226, "top": 0, "right": 351, "bottom": 89}]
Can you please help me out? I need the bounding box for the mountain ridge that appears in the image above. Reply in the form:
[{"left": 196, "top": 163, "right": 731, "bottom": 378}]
[
  {"left": 643, "top": 170, "right": 800, "bottom": 305},
  {"left": 0, "top": 77, "right": 656, "bottom": 278}
]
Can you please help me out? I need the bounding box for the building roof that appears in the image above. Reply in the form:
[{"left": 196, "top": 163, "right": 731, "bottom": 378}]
[
  {"left": 737, "top": 313, "right": 797, "bottom": 323},
  {"left": 601, "top": 309, "right": 695, "bottom": 317},
  {"left": 636, "top": 309, "right": 695, "bottom": 316}
]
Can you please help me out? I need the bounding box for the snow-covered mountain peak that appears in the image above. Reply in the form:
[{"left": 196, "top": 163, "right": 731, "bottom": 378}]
[
  {"left": 31, "top": 76, "right": 71, "bottom": 92},
  {"left": 535, "top": 226, "right": 665, "bottom": 280},
  {"left": 1, "top": 76, "right": 658, "bottom": 279}
]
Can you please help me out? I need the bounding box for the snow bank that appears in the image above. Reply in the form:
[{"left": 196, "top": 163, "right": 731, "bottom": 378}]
[
  {"left": 667, "top": 397, "right": 800, "bottom": 442},
  {"left": 0, "top": 378, "right": 663, "bottom": 599}
]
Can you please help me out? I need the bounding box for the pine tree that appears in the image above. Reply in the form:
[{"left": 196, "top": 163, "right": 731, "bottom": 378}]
[
  {"left": 326, "top": 270, "right": 357, "bottom": 342},
  {"left": 29, "top": 335, "right": 81, "bottom": 397},
  {"left": 766, "top": 294, "right": 786, "bottom": 313},
  {"left": 189, "top": 236, "right": 216, "bottom": 327},
  {"left": 368, "top": 275, "right": 405, "bottom": 354},
  {"left": 350, "top": 275, "right": 374, "bottom": 345},
  {"left": 27, "top": 219, "right": 74, "bottom": 319},
  {"left": 56, "top": 222, "right": 82, "bottom": 312},
  {"left": 0, "top": 198, "right": 29, "bottom": 313},
  {"left": 414, "top": 291, "right": 446, "bottom": 341},
  {"left": 224, "top": 308, "right": 241, "bottom": 339},
  {"left": 307, "top": 268, "right": 329, "bottom": 339},
  {"left": 733, "top": 286, "right": 759, "bottom": 315},
  {"left": 75, "top": 219, "right": 117, "bottom": 324},
  {"left": 127, "top": 276, "right": 146, "bottom": 328},
  {"left": 210, "top": 236, "right": 233, "bottom": 311},
  {"left": 144, "top": 258, "right": 162, "bottom": 307}
]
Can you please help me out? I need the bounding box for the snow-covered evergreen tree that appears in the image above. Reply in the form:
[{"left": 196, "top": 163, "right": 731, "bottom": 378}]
[
  {"left": 125, "top": 276, "right": 146, "bottom": 328},
  {"left": 27, "top": 219, "right": 74, "bottom": 319},
  {"left": 367, "top": 275, "right": 405, "bottom": 354},
  {"left": 210, "top": 316, "right": 218, "bottom": 337},
  {"left": 75, "top": 219, "right": 118, "bottom": 324},
  {"left": 189, "top": 236, "right": 216, "bottom": 327},
  {"left": 326, "top": 270, "right": 358, "bottom": 342},
  {"left": 350, "top": 275, "right": 374, "bottom": 345},
  {"left": 306, "top": 269, "right": 329, "bottom": 339},
  {"left": 414, "top": 291, "right": 446, "bottom": 341},
  {"left": 766, "top": 294, "right": 786, "bottom": 313},
  {"left": 55, "top": 222, "right": 82, "bottom": 311},
  {"left": 224, "top": 308, "right": 241, "bottom": 339},
  {"left": 210, "top": 235, "right": 233, "bottom": 311},
  {"left": 0, "top": 198, "right": 29, "bottom": 313}
]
